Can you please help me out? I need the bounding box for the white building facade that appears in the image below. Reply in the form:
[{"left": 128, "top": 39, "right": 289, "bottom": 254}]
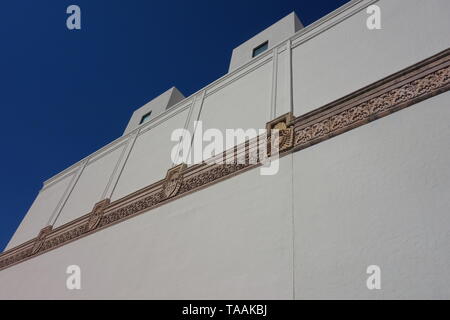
[{"left": 0, "top": 0, "right": 450, "bottom": 299}]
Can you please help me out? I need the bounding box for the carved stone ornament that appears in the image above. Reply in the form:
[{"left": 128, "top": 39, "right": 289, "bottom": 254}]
[
  {"left": 266, "top": 112, "right": 294, "bottom": 153},
  {"left": 87, "top": 198, "right": 111, "bottom": 232},
  {"left": 31, "top": 226, "right": 53, "bottom": 255},
  {"left": 162, "top": 164, "right": 186, "bottom": 199},
  {"left": 0, "top": 49, "right": 449, "bottom": 272}
]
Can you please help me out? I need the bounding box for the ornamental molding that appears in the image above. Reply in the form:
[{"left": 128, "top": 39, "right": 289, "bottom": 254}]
[
  {"left": 266, "top": 112, "right": 295, "bottom": 154},
  {"left": 31, "top": 226, "right": 53, "bottom": 255},
  {"left": 0, "top": 48, "right": 449, "bottom": 271},
  {"left": 87, "top": 199, "right": 110, "bottom": 232},
  {"left": 161, "top": 164, "right": 186, "bottom": 200},
  {"left": 292, "top": 50, "right": 450, "bottom": 152}
]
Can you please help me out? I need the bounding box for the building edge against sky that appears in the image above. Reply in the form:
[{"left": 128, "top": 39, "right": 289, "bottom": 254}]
[{"left": 1, "top": 0, "right": 450, "bottom": 299}]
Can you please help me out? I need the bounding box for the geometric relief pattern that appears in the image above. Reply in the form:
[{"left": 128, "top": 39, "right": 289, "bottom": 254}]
[
  {"left": 0, "top": 48, "right": 449, "bottom": 271},
  {"left": 294, "top": 63, "right": 450, "bottom": 149},
  {"left": 266, "top": 112, "right": 295, "bottom": 154}
]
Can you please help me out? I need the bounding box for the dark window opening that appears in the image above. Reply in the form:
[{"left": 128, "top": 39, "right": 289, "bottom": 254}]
[
  {"left": 252, "top": 41, "right": 268, "bottom": 58},
  {"left": 139, "top": 111, "right": 152, "bottom": 125}
]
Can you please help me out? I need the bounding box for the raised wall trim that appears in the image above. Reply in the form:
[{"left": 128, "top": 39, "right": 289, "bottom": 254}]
[
  {"left": 41, "top": 0, "right": 374, "bottom": 188},
  {"left": 1, "top": 48, "right": 449, "bottom": 272}
]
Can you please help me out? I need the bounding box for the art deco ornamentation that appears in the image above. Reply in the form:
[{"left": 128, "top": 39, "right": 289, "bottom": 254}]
[
  {"left": 293, "top": 64, "right": 450, "bottom": 149},
  {"left": 86, "top": 199, "right": 111, "bottom": 232},
  {"left": 162, "top": 164, "right": 187, "bottom": 199},
  {"left": 178, "top": 163, "right": 250, "bottom": 196},
  {"left": 31, "top": 226, "right": 53, "bottom": 255},
  {"left": 0, "top": 49, "right": 448, "bottom": 272},
  {"left": 266, "top": 112, "right": 294, "bottom": 154}
]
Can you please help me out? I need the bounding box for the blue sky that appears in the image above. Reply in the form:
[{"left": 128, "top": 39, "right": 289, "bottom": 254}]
[{"left": 0, "top": 0, "right": 350, "bottom": 251}]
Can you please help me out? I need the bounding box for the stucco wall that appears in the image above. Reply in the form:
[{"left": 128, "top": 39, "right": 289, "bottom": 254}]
[
  {"left": 1, "top": 92, "right": 449, "bottom": 299},
  {"left": 228, "top": 12, "right": 302, "bottom": 72},
  {"left": 111, "top": 107, "right": 190, "bottom": 201},
  {"left": 6, "top": 170, "right": 76, "bottom": 249},
  {"left": 123, "top": 87, "right": 185, "bottom": 136},
  {"left": 293, "top": 93, "right": 450, "bottom": 299},
  {"left": 0, "top": 156, "right": 293, "bottom": 299},
  {"left": 292, "top": 0, "right": 450, "bottom": 116},
  {"left": 1, "top": 0, "right": 450, "bottom": 299},
  {"left": 55, "top": 144, "right": 125, "bottom": 227},
  {"left": 199, "top": 60, "right": 273, "bottom": 147}
]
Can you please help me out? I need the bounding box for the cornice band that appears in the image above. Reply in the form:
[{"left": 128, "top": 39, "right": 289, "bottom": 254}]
[{"left": 1, "top": 48, "right": 449, "bottom": 272}]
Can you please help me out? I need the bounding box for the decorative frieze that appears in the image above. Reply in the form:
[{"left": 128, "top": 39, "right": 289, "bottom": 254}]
[
  {"left": 0, "top": 49, "right": 449, "bottom": 272},
  {"left": 87, "top": 199, "right": 110, "bottom": 232},
  {"left": 294, "top": 63, "right": 450, "bottom": 150},
  {"left": 266, "top": 112, "right": 295, "bottom": 153},
  {"left": 31, "top": 226, "right": 53, "bottom": 255}
]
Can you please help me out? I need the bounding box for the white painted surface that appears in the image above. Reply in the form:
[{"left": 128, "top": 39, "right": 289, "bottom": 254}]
[
  {"left": 293, "top": 93, "right": 450, "bottom": 299},
  {"left": 54, "top": 144, "right": 125, "bottom": 227},
  {"left": 123, "top": 87, "right": 185, "bottom": 135},
  {"left": 292, "top": 0, "right": 450, "bottom": 116},
  {"left": 200, "top": 61, "right": 273, "bottom": 150},
  {"left": 275, "top": 49, "right": 289, "bottom": 116},
  {"left": 0, "top": 156, "right": 293, "bottom": 299},
  {"left": 2, "top": 0, "right": 450, "bottom": 299},
  {"left": 6, "top": 173, "right": 74, "bottom": 249},
  {"left": 111, "top": 107, "right": 190, "bottom": 201},
  {"left": 3, "top": 94, "right": 449, "bottom": 299},
  {"left": 229, "top": 12, "right": 302, "bottom": 72}
]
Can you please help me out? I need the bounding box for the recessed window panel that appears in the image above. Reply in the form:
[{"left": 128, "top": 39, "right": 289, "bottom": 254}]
[
  {"left": 140, "top": 111, "right": 152, "bottom": 125},
  {"left": 252, "top": 41, "right": 268, "bottom": 58}
]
